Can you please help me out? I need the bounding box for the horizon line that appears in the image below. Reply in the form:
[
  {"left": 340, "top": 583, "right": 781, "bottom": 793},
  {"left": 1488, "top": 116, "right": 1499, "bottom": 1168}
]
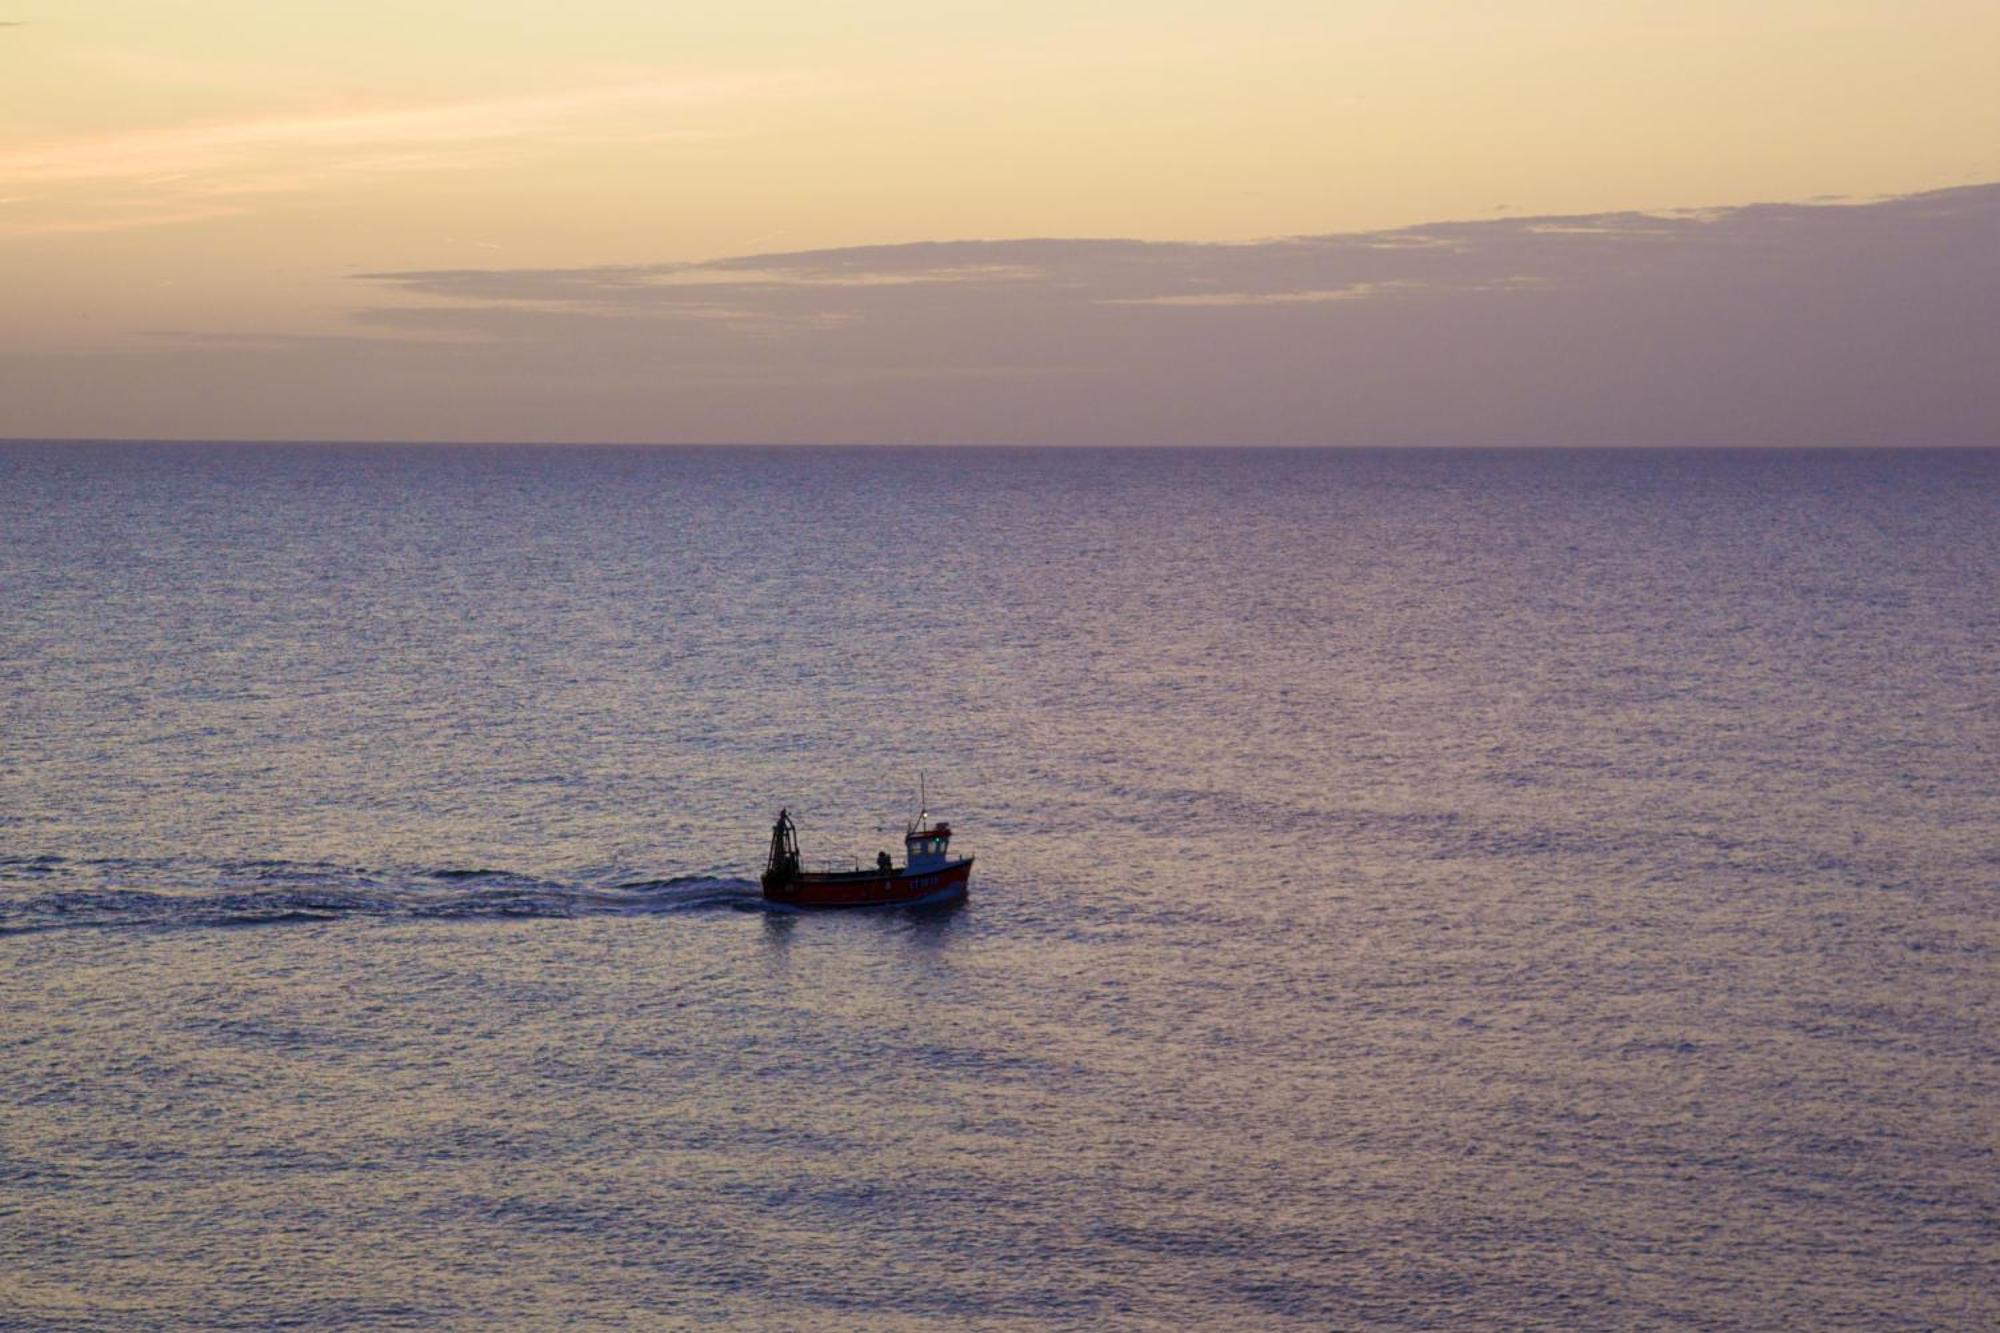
[{"left": 4, "top": 438, "right": 1995, "bottom": 452}]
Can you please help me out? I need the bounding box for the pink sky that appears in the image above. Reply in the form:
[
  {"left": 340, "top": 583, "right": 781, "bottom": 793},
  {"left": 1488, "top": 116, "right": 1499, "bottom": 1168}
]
[{"left": 4, "top": 5, "right": 1997, "bottom": 445}]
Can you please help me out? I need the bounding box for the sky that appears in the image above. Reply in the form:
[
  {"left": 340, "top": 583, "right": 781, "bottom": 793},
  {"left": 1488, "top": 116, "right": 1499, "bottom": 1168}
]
[{"left": 2, "top": 1, "right": 1997, "bottom": 444}]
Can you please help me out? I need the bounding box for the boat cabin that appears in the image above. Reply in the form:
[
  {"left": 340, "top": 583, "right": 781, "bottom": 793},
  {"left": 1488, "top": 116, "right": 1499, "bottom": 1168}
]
[{"left": 904, "top": 820, "right": 953, "bottom": 870}]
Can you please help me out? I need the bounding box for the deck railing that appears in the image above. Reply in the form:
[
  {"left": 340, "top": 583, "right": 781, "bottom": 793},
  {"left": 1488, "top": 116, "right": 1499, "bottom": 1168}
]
[{"left": 797, "top": 851, "right": 965, "bottom": 875}]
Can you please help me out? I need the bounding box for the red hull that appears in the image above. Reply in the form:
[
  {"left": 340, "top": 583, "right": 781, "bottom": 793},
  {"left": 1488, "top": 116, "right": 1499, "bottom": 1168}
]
[{"left": 764, "top": 857, "right": 973, "bottom": 909}]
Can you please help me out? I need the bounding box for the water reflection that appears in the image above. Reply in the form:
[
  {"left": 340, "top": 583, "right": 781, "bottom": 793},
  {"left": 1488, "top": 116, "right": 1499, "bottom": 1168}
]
[
  {"left": 757, "top": 894, "right": 965, "bottom": 945},
  {"left": 899, "top": 895, "right": 967, "bottom": 955},
  {"left": 758, "top": 905, "right": 798, "bottom": 957}
]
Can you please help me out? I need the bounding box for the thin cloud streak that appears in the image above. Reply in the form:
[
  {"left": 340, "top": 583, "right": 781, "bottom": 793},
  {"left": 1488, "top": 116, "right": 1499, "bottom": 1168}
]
[
  {"left": 0, "top": 74, "right": 802, "bottom": 237},
  {"left": 0, "top": 204, "right": 245, "bottom": 238},
  {"left": 1100, "top": 280, "right": 1432, "bottom": 307},
  {"left": 0, "top": 77, "right": 790, "bottom": 188}
]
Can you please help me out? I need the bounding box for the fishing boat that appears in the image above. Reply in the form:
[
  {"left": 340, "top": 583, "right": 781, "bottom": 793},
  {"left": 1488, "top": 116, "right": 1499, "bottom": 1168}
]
[{"left": 760, "top": 801, "right": 973, "bottom": 908}]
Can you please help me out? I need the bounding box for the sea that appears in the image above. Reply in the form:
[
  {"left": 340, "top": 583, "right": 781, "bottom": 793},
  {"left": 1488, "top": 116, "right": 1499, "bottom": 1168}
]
[{"left": 1, "top": 443, "right": 1994, "bottom": 1330}]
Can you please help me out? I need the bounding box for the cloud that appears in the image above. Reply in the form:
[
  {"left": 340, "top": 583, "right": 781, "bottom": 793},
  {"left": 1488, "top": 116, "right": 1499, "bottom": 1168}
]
[
  {"left": 359, "top": 210, "right": 1727, "bottom": 322},
  {"left": 0, "top": 75, "right": 795, "bottom": 236},
  {"left": 1100, "top": 280, "right": 1440, "bottom": 307},
  {"left": 0, "top": 79, "right": 772, "bottom": 188},
  {"left": 330, "top": 185, "right": 2000, "bottom": 445},
  {"left": 0, "top": 204, "right": 245, "bottom": 237},
  {"left": 15, "top": 185, "right": 1997, "bottom": 446}
]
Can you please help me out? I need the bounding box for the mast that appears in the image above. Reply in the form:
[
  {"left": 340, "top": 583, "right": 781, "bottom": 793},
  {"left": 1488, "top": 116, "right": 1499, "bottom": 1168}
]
[{"left": 764, "top": 808, "right": 800, "bottom": 888}]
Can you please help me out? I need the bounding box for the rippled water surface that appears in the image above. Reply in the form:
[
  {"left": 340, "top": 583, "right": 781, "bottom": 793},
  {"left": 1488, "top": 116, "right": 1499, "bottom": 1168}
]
[{"left": 2, "top": 444, "right": 1995, "bottom": 1329}]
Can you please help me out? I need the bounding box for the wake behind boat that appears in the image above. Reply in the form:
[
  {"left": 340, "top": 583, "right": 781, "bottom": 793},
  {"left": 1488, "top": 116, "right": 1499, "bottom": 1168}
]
[{"left": 761, "top": 804, "right": 973, "bottom": 908}]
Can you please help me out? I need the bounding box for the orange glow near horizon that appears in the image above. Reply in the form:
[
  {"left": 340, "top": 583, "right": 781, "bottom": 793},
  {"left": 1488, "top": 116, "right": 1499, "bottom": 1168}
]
[{"left": 2, "top": 2, "right": 1998, "bottom": 441}]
